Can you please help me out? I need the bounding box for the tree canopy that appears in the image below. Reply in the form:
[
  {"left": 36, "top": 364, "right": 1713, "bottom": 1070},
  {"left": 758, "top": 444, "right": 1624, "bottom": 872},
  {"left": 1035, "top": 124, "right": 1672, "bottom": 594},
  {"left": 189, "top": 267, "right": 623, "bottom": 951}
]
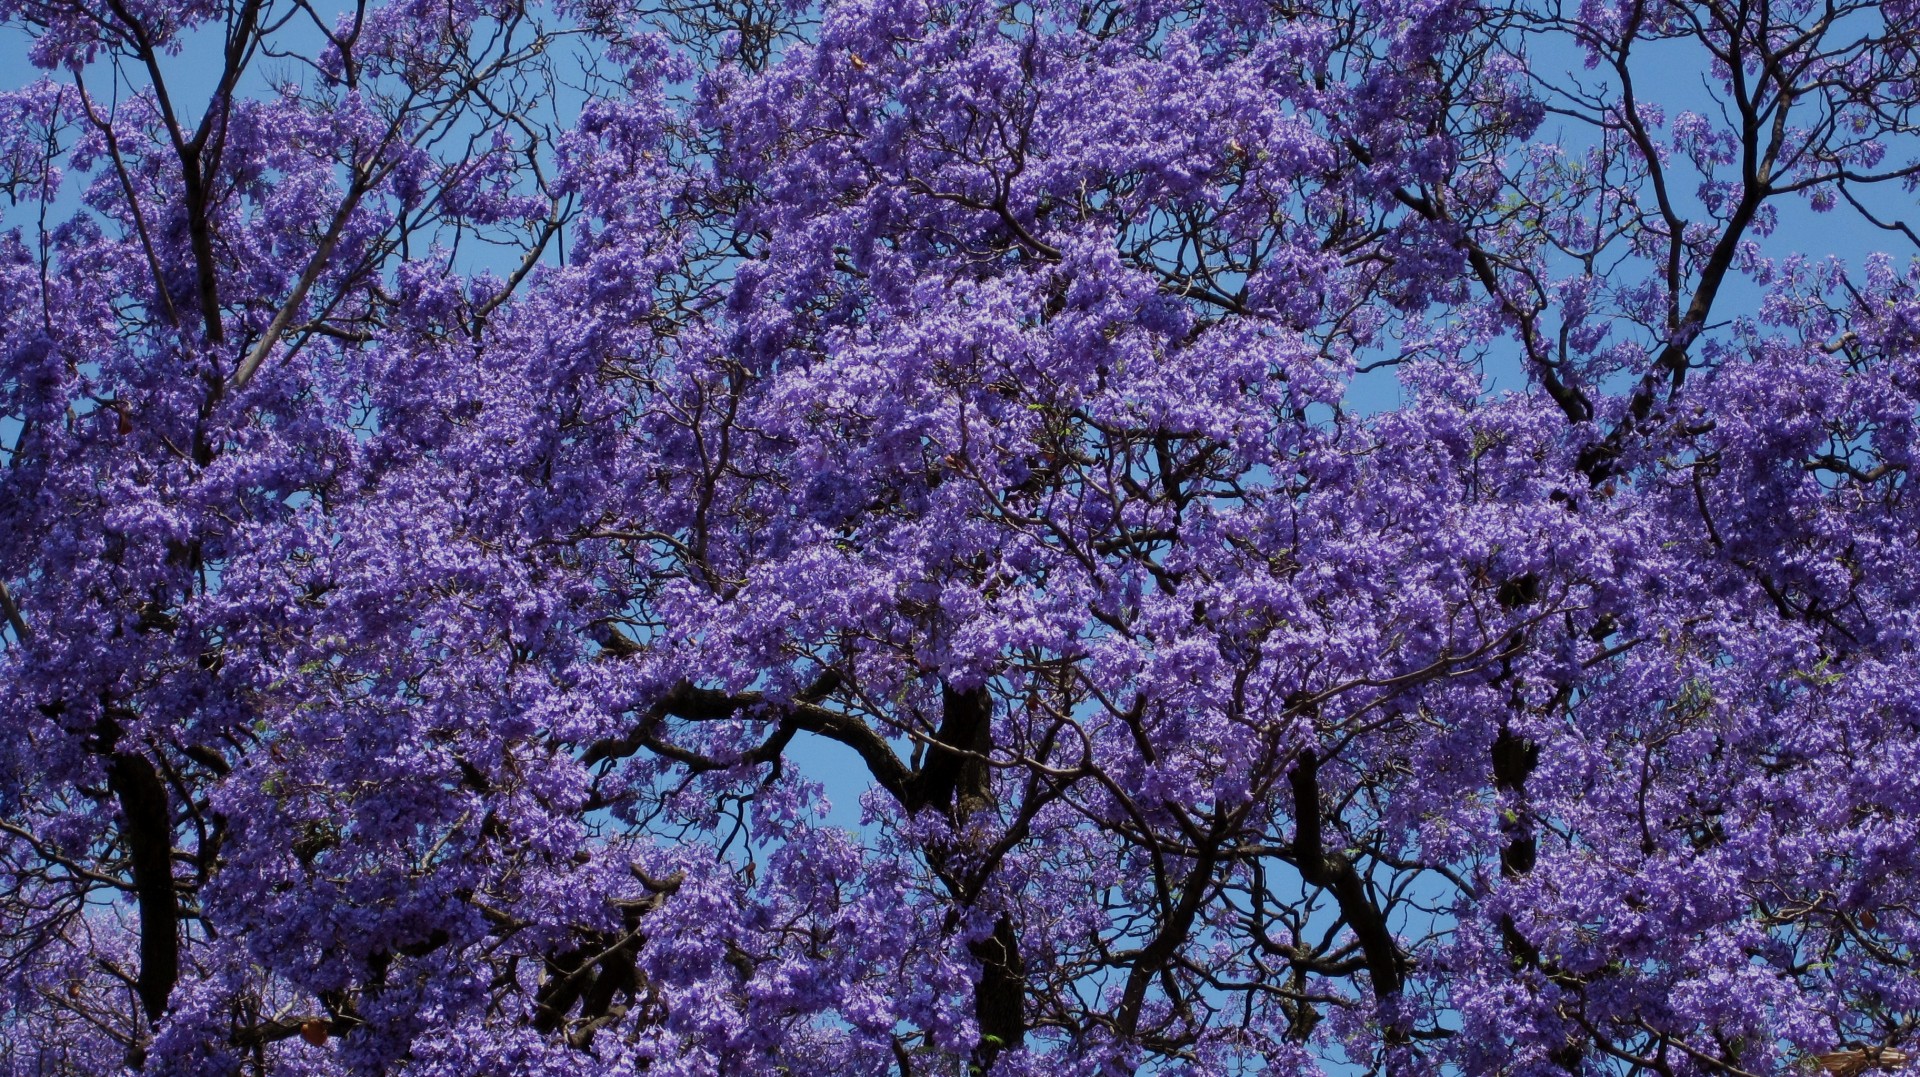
[{"left": 3, "top": 0, "right": 1920, "bottom": 1073}]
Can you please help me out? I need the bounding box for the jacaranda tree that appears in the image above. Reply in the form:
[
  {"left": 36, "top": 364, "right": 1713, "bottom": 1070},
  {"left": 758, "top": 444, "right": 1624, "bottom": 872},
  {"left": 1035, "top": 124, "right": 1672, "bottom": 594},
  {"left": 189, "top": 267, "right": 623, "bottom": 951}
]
[{"left": 4, "top": 0, "right": 1920, "bottom": 1072}]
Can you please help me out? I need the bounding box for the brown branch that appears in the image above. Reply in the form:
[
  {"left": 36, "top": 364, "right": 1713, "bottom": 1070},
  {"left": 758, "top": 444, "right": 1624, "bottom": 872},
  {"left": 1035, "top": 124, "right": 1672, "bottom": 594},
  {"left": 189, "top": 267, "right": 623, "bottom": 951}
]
[
  {"left": 106, "top": 751, "right": 178, "bottom": 1022},
  {"left": 1288, "top": 750, "right": 1403, "bottom": 999}
]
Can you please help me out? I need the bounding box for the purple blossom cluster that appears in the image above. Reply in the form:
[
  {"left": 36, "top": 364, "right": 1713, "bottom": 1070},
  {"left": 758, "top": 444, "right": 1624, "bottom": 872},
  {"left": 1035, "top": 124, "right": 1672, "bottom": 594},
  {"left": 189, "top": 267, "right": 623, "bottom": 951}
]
[{"left": 4, "top": 0, "right": 1920, "bottom": 1073}]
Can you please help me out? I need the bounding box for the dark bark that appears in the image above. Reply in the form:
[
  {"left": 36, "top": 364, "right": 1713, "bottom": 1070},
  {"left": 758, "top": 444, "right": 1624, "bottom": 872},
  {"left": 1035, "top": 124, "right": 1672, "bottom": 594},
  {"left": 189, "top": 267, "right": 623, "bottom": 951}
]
[
  {"left": 591, "top": 677, "right": 1027, "bottom": 1063},
  {"left": 107, "top": 750, "right": 179, "bottom": 1023},
  {"left": 913, "top": 682, "right": 994, "bottom": 817},
  {"left": 969, "top": 915, "right": 1027, "bottom": 1067},
  {"left": 1491, "top": 725, "right": 1582, "bottom": 1071},
  {"left": 918, "top": 684, "right": 1026, "bottom": 1068},
  {"left": 179, "top": 164, "right": 224, "bottom": 343},
  {"left": 1116, "top": 847, "right": 1219, "bottom": 1037},
  {"left": 1288, "top": 750, "right": 1402, "bottom": 999},
  {"left": 1491, "top": 727, "right": 1539, "bottom": 879}
]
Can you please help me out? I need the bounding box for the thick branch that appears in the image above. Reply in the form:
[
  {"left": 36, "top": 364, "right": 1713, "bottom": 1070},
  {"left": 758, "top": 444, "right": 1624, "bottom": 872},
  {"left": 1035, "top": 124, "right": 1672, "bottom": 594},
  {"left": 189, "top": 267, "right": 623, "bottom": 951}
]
[
  {"left": 912, "top": 682, "right": 994, "bottom": 817},
  {"left": 1288, "top": 750, "right": 1403, "bottom": 999},
  {"left": 107, "top": 751, "right": 179, "bottom": 1024},
  {"left": 582, "top": 673, "right": 915, "bottom": 803}
]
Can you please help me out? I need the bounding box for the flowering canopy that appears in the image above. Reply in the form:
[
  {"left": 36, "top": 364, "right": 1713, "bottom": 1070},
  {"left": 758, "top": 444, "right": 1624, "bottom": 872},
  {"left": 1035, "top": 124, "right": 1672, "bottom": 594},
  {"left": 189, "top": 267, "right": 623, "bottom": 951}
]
[{"left": 4, "top": 0, "right": 1920, "bottom": 1073}]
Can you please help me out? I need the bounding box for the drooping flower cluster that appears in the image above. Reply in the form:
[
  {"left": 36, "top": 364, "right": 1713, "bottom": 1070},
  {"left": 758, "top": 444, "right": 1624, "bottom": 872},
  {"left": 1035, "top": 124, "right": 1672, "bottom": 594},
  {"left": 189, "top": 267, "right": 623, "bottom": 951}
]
[{"left": 4, "top": 0, "right": 1920, "bottom": 1073}]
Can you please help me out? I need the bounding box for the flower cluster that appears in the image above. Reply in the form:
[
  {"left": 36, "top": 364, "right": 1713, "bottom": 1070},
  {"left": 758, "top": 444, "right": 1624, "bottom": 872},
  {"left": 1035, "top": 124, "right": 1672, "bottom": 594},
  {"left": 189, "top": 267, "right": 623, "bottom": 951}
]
[{"left": 4, "top": 0, "right": 1920, "bottom": 1073}]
